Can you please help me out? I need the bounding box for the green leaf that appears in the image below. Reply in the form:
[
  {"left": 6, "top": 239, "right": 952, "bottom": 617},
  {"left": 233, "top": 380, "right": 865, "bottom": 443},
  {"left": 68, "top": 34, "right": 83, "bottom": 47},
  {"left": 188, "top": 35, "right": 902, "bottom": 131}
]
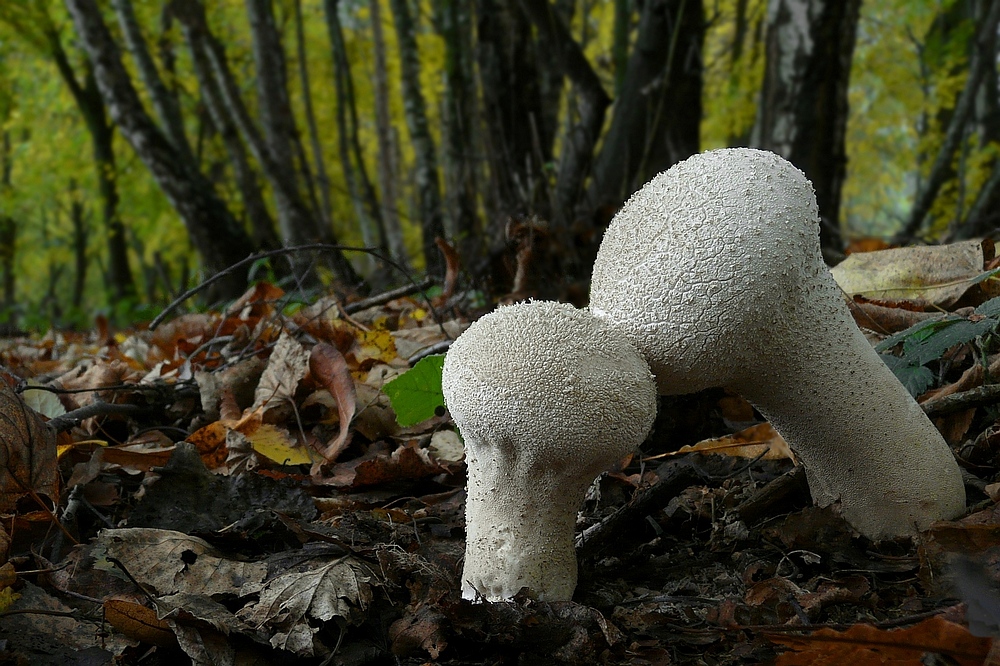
[
  {"left": 975, "top": 295, "right": 1000, "bottom": 317},
  {"left": 969, "top": 266, "right": 1000, "bottom": 286},
  {"left": 879, "top": 354, "right": 935, "bottom": 397},
  {"left": 901, "top": 317, "right": 997, "bottom": 366},
  {"left": 383, "top": 355, "right": 446, "bottom": 427},
  {"left": 874, "top": 315, "right": 957, "bottom": 353}
]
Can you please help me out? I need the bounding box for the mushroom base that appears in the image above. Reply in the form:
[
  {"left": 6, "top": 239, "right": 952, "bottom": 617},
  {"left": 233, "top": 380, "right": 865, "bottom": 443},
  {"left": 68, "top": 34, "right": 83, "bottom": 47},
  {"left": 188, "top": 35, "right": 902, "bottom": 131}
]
[
  {"left": 462, "top": 462, "right": 589, "bottom": 602},
  {"left": 734, "top": 321, "right": 967, "bottom": 539}
]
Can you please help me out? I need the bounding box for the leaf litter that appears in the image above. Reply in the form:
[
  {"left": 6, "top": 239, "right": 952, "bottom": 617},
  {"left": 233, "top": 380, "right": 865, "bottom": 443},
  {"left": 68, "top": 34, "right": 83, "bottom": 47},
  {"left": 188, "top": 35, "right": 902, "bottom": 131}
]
[{"left": 0, "top": 259, "right": 998, "bottom": 663}]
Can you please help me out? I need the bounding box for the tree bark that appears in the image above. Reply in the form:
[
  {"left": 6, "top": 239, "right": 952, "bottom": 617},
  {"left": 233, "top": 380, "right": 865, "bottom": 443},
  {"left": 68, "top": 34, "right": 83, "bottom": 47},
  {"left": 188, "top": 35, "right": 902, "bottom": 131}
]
[
  {"left": 751, "top": 0, "right": 862, "bottom": 259},
  {"left": 65, "top": 0, "right": 256, "bottom": 300},
  {"left": 182, "top": 17, "right": 280, "bottom": 249},
  {"left": 0, "top": 213, "right": 13, "bottom": 311},
  {"left": 244, "top": 0, "right": 326, "bottom": 246},
  {"left": 538, "top": 0, "right": 574, "bottom": 163},
  {"left": 295, "top": 0, "right": 335, "bottom": 235},
  {"left": 112, "top": 0, "right": 195, "bottom": 165},
  {"left": 323, "top": 0, "right": 387, "bottom": 263},
  {"left": 368, "top": 0, "right": 409, "bottom": 268},
  {"left": 172, "top": 0, "right": 360, "bottom": 286},
  {"left": 47, "top": 35, "right": 136, "bottom": 301},
  {"left": 587, "top": 0, "right": 704, "bottom": 214},
  {"left": 896, "top": 0, "right": 1000, "bottom": 243},
  {"left": 475, "top": 0, "right": 550, "bottom": 221},
  {"left": 953, "top": 0, "right": 1000, "bottom": 239},
  {"left": 68, "top": 178, "right": 88, "bottom": 309},
  {"left": 389, "top": 0, "right": 446, "bottom": 277},
  {"left": 434, "top": 0, "right": 480, "bottom": 261},
  {"left": 0, "top": 130, "right": 14, "bottom": 310},
  {"left": 612, "top": 0, "right": 630, "bottom": 96},
  {"left": 520, "top": 0, "right": 612, "bottom": 226}
]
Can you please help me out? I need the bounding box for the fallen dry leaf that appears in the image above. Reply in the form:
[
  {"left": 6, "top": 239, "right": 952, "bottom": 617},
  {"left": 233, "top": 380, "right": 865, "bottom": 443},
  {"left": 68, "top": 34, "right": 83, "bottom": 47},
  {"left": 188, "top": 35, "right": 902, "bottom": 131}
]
[
  {"left": 237, "top": 556, "right": 374, "bottom": 657},
  {"left": 324, "top": 441, "right": 445, "bottom": 488},
  {"left": 310, "top": 342, "right": 357, "bottom": 462},
  {"left": 104, "top": 596, "right": 177, "bottom": 648},
  {"left": 0, "top": 380, "right": 58, "bottom": 512},
  {"left": 677, "top": 422, "right": 794, "bottom": 461},
  {"left": 253, "top": 331, "right": 308, "bottom": 417},
  {"left": 768, "top": 615, "right": 992, "bottom": 666},
  {"left": 92, "top": 527, "right": 267, "bottom": 598},
  {"left": 831, "top": 240, "right": 985, "bottom": 308}
]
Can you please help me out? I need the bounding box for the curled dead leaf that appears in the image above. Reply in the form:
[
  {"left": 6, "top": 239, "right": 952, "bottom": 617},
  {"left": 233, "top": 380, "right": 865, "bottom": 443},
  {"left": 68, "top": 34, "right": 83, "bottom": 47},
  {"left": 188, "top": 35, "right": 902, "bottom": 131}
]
[
  {"left": 104, "top": 596, "right": 177, "bottom": 648},
  {"left": 0, "top": 381, "right": 59, "bottom": 512},
  {"left": 676, "top": 423, "right": 794, "bottom": 461},
  {"left": 309, "top": 343, "right": 357, "bottom": 463}
]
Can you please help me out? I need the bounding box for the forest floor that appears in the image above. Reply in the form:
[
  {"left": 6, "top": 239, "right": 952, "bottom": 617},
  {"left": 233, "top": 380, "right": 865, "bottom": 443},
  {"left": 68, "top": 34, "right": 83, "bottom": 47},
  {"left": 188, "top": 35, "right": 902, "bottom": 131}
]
[{"left": 0, "top": 271, "right": 997, "bottom": 665}]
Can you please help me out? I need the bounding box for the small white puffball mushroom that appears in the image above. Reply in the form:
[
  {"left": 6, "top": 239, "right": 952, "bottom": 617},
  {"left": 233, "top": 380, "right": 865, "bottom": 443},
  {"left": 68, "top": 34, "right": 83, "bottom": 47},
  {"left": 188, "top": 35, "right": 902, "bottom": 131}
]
[
  {"left": 589, "top": 147, "right": 966, "bottom": 540},
  {"left": 441, "top": 300, "right": 656, "bottom": 601}
]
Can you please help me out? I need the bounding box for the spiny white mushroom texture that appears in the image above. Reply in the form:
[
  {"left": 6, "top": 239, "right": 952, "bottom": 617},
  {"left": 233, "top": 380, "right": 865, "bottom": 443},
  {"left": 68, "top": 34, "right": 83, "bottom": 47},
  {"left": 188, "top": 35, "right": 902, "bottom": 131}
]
[
  {"left": 589, "top": 147, "right": 965, "bottom": 540},
  {"left": 442, "top": 301, "right": 656, "bottom": 601}
]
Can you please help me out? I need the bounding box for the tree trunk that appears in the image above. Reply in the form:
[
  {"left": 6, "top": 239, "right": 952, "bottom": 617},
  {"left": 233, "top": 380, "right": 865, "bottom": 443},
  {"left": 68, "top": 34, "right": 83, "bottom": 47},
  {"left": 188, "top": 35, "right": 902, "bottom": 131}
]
[
  {"left": 538, "top": 0, "right": 574, "bottom": 163},
  {"left": 389, "top": 0, "right": 446, "bottom": 277},
  {"left": 48, "top": 38, "right": 136, "bottom": 301},
  {"left": 520, "top": 0, "right": 612, "bottom": 226},
  {"left": 323, "top": 0, "right": 387, "bottom": 266},
  {"left": 68, "top": 178, "right": 88, "bottom": 310},
  {"left": 434, "top": 0, "right": 480, "bottom": 262},
  {"left": 245, "top": 0, "right": 325, "bottom": 247},
  {"left": 368, "top": 0, "right": 409, "bottom": 268},
  {"left": 476, "top": 0, "right": 552, "bottom": 220},
  {"left": 182, "top": 16, "right": 280, "bottom": 249},
  {"left": 751, "top": 0, "right": 863, "bottom": 259},
  {"left": 952, "top": 0, "right": 1000, "bottom": 239},
  {"left": 112, "top": 0, "right": 195, "bottom": 165},
  {"left": 295, "top": 0, "right": 335, "bottom": 235},
  {"left": 0, "top": 213, "right": 13, "bottom": 311},
  {"left": 612, "top": 0, "right": 629, "bottom": 96},
  {"left": 0, "top": 130, "right": 14, "bottom": 310},
  {"left": 587, "top": 0, "right": 704, "bottom": 214},
  {"left": 66, "top": 0, "right": 256, "bottom": 300},
  {"left": 172, "top": 0, "right": 360, "bottom": 287}
]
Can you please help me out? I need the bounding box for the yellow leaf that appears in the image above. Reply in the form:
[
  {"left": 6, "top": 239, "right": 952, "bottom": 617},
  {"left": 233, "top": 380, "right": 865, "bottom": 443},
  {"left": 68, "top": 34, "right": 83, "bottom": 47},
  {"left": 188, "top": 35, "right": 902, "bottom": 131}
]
[
  {"left": 350, "top": 328, "right": 398, "bottom": 370},
  {"left": 249, "top": 424, "right": 313, "bottom": 466},
  {"left": 0, "top": 587, "right": 20, "bottom": 614}
]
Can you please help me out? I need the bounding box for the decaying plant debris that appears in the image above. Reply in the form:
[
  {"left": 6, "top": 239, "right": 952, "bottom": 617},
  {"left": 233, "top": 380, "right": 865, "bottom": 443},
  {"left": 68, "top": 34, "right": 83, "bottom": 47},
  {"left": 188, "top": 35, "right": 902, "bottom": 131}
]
[{"left": 0, "top": 269, "right": 998, "bottom": 665}]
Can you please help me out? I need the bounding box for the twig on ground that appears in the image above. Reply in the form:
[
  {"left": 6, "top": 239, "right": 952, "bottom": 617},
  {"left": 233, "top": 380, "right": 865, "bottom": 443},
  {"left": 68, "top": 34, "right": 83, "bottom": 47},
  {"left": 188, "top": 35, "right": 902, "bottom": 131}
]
[
  {"left": 47, "top": 402, "right": 147, "bottom": 434},
  {"left": 576, "top": 459, "right": 705, "bottom": 559},
  {"left": 407, "top": 340, "right": 453, "bottom": 365},
  {"left": 149, "top": 244, "right": 439, "bottom": 331},
  {"left": 921, "top": 384, "right": 1000, "bottom": 417},
  {"left": 344, "top": 278, "right": 434, "bottom": 314},
  {"left": 735, "top": 466, "right": 810, "bottom": 526}
]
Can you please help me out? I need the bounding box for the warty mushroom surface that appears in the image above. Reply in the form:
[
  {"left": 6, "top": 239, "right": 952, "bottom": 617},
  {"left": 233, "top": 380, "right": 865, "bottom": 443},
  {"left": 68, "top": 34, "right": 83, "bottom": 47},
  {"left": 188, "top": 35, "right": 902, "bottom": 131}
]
[
  {"left": 588, "top": 147, "right": 966, "bottom": 540},
  {"left": 441, "top": 300, "right": 657, "bottom": 602}
]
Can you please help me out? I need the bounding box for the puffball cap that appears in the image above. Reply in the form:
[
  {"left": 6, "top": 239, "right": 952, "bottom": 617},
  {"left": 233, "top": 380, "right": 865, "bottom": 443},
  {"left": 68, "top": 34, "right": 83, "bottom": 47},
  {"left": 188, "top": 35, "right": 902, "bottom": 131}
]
[
  {"left": 590, "top": 147, "right": 825, "bottom": 392},
  {"left": 442, "top": 301, "right": 657, "bottom": 478}
]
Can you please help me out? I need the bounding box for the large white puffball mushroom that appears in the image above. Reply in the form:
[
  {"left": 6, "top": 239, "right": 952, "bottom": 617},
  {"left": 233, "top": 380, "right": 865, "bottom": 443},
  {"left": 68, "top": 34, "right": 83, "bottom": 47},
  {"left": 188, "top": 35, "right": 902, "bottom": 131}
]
[
  {"left": 442, "top": 300, "right": 656, "bottom": 602},
  {"left": 589, "top": 147, "right": 966, "bottom": 540}
]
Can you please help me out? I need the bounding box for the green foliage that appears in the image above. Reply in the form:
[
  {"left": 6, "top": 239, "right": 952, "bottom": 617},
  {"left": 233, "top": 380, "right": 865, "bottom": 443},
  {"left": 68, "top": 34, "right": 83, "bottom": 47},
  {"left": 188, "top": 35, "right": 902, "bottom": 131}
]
[
  {"left": 877, "top": 295, "right": 1000, "bottom": 396},
  {"left": 1, "top": 0, "right": 998, "bottom": 330},
  {"left": 382, "top": 354, "right": 445, "bottom": 427},
  {"left": 879, "top": 353, "right": 936, "bottom": 397},
  {"left": 701, "top": 0, "right": 767, "bottom": 148},
  {"left": 843, "top": 0, "right": 941, "bottom": 238}
]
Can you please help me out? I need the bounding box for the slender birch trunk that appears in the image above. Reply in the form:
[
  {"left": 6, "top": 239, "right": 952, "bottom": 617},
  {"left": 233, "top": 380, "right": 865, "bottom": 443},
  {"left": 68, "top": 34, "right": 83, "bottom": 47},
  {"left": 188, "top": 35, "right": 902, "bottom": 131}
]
[
  {"left": 368, "top": 0, "right": 408, "bottom": 268},
  {"left": 389, "top": 0, "right": 445, "bottom": 277}
]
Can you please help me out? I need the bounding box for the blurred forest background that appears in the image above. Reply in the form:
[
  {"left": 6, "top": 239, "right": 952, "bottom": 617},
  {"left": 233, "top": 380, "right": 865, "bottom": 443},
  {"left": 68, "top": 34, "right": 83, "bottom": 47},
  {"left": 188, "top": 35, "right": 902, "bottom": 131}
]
[{"left": 0, "top": 0, "right": 997, "bottom": 328}]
